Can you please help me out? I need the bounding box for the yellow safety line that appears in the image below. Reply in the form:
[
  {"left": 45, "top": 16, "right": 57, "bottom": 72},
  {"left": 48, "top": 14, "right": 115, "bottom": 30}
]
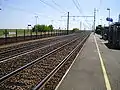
[{"left": 94, "top": 35, "right": 111, "bottom": 90}]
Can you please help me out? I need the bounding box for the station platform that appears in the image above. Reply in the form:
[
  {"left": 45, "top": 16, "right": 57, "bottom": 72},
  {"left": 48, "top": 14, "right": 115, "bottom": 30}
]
[{"left": 55, "top": 33, "right": 120, "bottom": 90}]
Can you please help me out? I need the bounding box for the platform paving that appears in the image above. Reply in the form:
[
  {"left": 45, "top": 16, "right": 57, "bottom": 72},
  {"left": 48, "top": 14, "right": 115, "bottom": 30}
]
[
  {"left": 96, "top": 34, "right": 120, "bottom": 90},
  {"left": 56, "top": 33, "right": 106, "bottom": 90}
]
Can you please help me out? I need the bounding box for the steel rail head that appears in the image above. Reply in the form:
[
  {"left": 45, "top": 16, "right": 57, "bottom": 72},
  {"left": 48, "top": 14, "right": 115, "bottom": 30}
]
[
  {"left": 0, "top": 35, "right": 78, "bottom": 62},
  {"left": 33, "top": 35, "right": 90, "bottom": 90},
  {"left": 0, "top": 34, "right": 77, "bottom": 55},
  {"left": 0, "top": 37, "right": 77, "bottom": 63},
  {"left": 0, "top": 34, "right": 76, "bottom": 54},
  {"left": 0, "top": 37, "right": 80, "bottom": 83}
]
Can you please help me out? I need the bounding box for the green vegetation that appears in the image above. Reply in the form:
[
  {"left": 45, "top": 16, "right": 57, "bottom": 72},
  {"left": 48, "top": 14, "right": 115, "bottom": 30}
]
[
  {"left": 0, "top": 30, "right": 4, "bottom": 36},
  {"left": 72, "top": 28, "right": 79, "bottom": 32},
  {"left": 0, "top": 25, "right": 54, "bottom": 37},
  {"left": 0, "top": 29, "right": 32, "bottom": 37},
  {"left": 95, "top": 25, "right": 103, "bottom": 35},
  {"left": 32, "top": 24, "right": 53, "bottom": 32}
]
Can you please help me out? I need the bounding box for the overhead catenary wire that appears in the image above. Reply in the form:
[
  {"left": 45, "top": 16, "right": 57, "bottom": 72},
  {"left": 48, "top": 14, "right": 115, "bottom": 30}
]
[
  {"left": 72, "top": 0, "right": 82, "bottom": 14},
  {"left": 1, "top": 4, "right": 55, "bottom": 19},
  {"left": 75, "top": 0, "right": 92, "bottom": 28},
  {"left": 72, "top": 0, "right": 92, "bottom": 29},
  {"left": 39, "top": 0, "right": 65, "bottom": 14},
  {"left": 73, "top": 0, "right": 91, "bottom": 28},
  {"left": 52, "top": 0, "right": 67, "bottom": 13}
]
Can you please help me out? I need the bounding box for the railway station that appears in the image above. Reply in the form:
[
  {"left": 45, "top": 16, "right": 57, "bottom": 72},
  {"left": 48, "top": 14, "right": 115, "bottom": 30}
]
[
  {"left": 1, "top": 31, "right": 120, "bottom": 90},
  {"left": 0, "top": 0, "right": 120, "bottom": 90}
]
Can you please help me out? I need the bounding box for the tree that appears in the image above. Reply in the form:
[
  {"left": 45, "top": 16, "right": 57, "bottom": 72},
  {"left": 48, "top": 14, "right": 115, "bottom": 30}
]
[
  {"left": 72, "top": 28, "right": 79, "bottom": 32},
  {"left": 32, "top": 24, "right": 54, "bottom": 32},
  {"left": 48, "top": 25, "right": 53, "bottom": 31},
  {"left": 95, "top": 25, "right": 103, "bottom": 35},
  {"left": 32, "top": 24, "right": 42, "bottom": 32}
]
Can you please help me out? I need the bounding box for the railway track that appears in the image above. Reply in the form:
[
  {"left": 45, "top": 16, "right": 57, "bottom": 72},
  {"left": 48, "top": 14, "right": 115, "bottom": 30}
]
[
  {"left": 34, "top": 34, "right": 89, "bottom": 90},
  {"left": 0, "top": 34, "right": 75, "bottom": 53},
  {"left": 0, "top": 34, "right": 77, "bottom": 61},
  {"left": 0, "top": 31, "right": 90, "bottom": 90},
  {"left": 0, "top": 35, "right": 81, "bottom": 78}
]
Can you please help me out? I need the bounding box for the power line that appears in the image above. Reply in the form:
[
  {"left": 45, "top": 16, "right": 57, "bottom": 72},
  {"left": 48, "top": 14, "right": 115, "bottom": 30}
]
[
  {"left": 72, "top": 0, "right": 92, "bottom": 29},
  {"left": 72, "top": 0, "right": 82, "bottom": 14},
  {"left": 2, "top": 4, "right": 54, "bottom": 19},
  {"left": 52, "top": 0, "right": 67, "bottom": 13},
  {"left": 72, "top": 0, "right": 91, "bottom": 27},
  {"left": 39, "top": 0, "right": 65, "bottom": 13},
  {"left": 76, "top": 0, "right": 92, "bottom": 27}
]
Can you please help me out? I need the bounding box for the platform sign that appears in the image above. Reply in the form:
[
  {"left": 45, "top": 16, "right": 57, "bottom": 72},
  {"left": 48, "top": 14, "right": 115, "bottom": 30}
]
[
  {"left": 28, "top": 25, "right": 31, "bottom": 26},
  {"left": 106, "top": 17, "right": 113, "bottom": 22}
]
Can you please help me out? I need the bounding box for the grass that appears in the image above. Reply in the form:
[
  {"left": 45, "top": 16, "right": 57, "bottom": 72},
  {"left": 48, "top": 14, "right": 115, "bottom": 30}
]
[
  {"left": 0, "top": 29, "right": 33, "bottom": 37},
  {"left": 0, "top": 29, "right": 67, "bottom": 38}
]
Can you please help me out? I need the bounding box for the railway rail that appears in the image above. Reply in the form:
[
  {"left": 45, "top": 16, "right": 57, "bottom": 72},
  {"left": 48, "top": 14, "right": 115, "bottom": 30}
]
[
  {"left": 0, "top": 35, "right": 80, "bottom": 78},
  {"left": 0, "top": 33, "right": 75, "bottom": 53},
  {"left": 0, "top": 34, "right": 77, "bottom": 61},
  {"left": 33, "top": 35, "right": 89, "bottom": 90},
  {"left": 0, "top": 31, "right": 90, "bottom": 90}
]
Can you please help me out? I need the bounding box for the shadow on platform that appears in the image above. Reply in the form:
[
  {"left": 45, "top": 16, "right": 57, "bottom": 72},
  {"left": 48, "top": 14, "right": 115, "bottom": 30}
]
[{"left": 104, "top": 43, "right": 120, "bottom": 50}]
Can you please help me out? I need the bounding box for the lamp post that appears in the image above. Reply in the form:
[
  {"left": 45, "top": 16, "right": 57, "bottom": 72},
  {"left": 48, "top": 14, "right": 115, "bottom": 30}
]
[
  {"left": 35, "top": 16, "right": 38, "bottom": 25},
  {"left": 100, "top": 19, "right": 102, "bottom": 25},
  {"left": 107, "top": 8, "right": 110, "bottom": 25}
]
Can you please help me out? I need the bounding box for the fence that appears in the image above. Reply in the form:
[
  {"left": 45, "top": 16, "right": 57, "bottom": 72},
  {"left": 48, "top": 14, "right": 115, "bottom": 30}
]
[{"left": 0, "top": 29, "right": 74, "bottom": 45}]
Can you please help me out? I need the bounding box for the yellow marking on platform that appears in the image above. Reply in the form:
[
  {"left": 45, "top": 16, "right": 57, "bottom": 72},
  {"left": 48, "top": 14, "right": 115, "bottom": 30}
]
[{"left": 94, "top": 35, "right": 112, "bottom": 90}]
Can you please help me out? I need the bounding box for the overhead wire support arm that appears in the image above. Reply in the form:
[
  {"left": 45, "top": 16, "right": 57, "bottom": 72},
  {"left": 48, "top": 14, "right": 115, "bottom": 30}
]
[{"left": 61, "top": 16, "right": 94, "bottom": 18}]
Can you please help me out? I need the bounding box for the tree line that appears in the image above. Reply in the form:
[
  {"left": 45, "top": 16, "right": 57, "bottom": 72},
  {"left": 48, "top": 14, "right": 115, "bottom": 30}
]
[
  {"left": 32, "top": 24, "right": 53, "bottom": 32},
  {"left": 32, "top": 24, "right": 80, "bottom": 32}
]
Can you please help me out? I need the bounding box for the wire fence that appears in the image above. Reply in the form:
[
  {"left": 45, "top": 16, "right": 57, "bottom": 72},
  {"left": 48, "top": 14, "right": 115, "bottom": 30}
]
[{"left": 0, "top": 29, "right": 74, "bottom": 45}]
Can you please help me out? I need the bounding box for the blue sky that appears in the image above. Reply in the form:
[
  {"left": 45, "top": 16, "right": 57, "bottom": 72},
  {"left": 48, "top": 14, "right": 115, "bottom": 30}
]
[{"left": 0, "top": 0, "right": 120, "bottom": 29}]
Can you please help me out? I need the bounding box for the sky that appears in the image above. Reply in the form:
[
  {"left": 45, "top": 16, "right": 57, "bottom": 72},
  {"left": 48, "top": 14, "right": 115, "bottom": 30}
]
[{"left": 0, "top": 0, "right": 120, "bottom": 30}]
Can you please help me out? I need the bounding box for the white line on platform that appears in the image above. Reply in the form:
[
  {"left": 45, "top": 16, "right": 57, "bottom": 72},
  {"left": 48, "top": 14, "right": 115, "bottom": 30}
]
[
  {"left": 55, "top": 38, "right": 87, "bottom": 90},
  {"left": 94, "top": 35, "right": 112, "bottom": 90}
]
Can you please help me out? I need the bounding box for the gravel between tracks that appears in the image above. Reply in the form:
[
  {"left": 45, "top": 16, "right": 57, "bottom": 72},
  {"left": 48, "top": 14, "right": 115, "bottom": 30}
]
[
  {"left": 42, "top": 37, "right": 86, "bottom": 90},
  {"left": 0, "top": 35, "right": 79, "bottom": 78},
  {"left": 0, "top": 34, "right": 76, "bottom": 59}
]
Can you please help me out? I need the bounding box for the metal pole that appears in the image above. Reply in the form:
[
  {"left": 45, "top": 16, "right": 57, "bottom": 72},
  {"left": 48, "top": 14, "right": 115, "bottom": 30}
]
[
  {"left": 35, "top": 16, "right": 38, "bottom": 25},
  {"left": 107, "top": 8, "right": 110, "bottom": 26},
  {"left": 67, "top": 12, "right": 69, "bottom": 35},
  {"left": 94, "top": 8, "right": 96, "bottom": 34},
  {"left": 109, "top": 9, "right": 110, "bottom": 25},
  {"left": 24, "top": 29, "right": 25, "bottom": 40},
  {"left": 80, "top": 21, "right": 82, "bottom": 30},
  {"left": 100, "top": 19, "right": 102, "bottom": 25},
  {"left": 5, "top": 29, "right": 7, "bottom": 43},
  {"left": 31, "top": 29, "right": 32, "bottom": 39},
  {"left": 16, "top": 29, "right": 17, "bottom": 41}
]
